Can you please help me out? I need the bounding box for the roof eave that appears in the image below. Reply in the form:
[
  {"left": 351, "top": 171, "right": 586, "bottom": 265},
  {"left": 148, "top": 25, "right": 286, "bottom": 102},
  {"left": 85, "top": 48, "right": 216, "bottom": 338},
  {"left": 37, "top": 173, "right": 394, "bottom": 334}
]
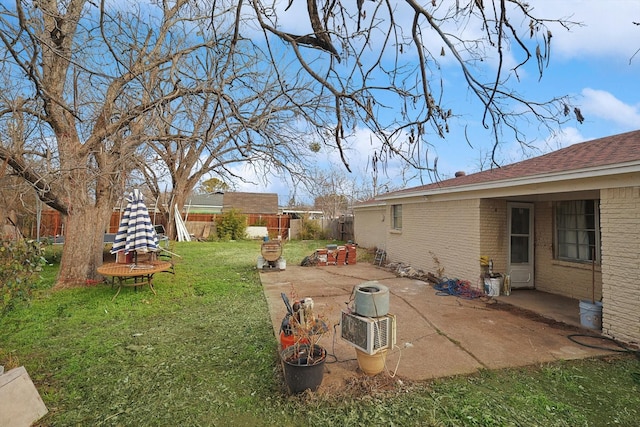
[{"left": 378, "top": 161, "right": 640, "bottom": 201}]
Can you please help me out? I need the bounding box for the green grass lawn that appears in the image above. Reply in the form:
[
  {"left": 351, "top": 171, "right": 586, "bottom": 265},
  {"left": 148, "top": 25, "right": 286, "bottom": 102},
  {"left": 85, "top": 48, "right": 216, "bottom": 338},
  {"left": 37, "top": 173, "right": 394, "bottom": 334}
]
[{"left": 1, "top": 240, "right": 639, "bottom": 426}]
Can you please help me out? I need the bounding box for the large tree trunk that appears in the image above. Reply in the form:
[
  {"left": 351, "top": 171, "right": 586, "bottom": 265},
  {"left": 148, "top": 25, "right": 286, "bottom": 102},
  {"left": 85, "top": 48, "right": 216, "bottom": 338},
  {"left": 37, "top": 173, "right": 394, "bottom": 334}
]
[{"left": 54, "top": 200, "right": 114, "bottom": 288}]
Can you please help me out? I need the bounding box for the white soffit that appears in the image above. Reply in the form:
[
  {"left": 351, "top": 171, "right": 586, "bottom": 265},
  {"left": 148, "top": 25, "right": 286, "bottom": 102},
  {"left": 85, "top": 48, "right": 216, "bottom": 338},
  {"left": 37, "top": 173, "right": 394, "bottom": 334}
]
[{"left": 378, "top": 162, "right": 640, "bottom": 202}]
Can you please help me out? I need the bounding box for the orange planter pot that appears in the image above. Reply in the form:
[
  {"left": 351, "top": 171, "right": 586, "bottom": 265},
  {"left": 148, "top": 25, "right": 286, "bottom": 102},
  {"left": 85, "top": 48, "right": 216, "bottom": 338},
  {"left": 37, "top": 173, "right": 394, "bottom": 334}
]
[
  {"left": 280, "top": 331, "right": 309, "bottom": 349},
  {"left": 280, "top": 331, "right": 295, "bottom": 349}
]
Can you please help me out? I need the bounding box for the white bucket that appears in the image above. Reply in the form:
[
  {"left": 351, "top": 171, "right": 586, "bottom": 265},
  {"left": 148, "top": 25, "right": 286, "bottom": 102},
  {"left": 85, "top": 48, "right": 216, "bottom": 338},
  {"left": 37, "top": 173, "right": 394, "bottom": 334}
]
[
  {"left": 277, "top": 258, "right": 286, "bottom": 270},
  {"left": 484, "top": 278, "right": 501, "bottom": 297},
  {"left": 257, "top": 256, "right": 265, "bottom": 269},
  {"left": 579, "top": 300, "right": 602, "bottom": 330}
]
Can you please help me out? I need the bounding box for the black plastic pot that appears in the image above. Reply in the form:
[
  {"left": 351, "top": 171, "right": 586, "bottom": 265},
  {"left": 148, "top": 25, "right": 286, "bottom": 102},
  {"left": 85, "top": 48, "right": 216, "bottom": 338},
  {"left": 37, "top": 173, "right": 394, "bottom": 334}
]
[{"left": 281, "top": 344, "right": 326, "bottom": 394}]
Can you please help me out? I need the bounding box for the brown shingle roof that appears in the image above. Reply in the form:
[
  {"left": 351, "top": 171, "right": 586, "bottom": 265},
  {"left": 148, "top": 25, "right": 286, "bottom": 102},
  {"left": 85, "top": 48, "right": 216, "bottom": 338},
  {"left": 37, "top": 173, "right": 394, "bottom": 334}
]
[
  {"left": 222, "top": 192, "right": 279, "bottom": 214},
  {"left": 389, "top": 129, "right": 640, "bottom": 195}
]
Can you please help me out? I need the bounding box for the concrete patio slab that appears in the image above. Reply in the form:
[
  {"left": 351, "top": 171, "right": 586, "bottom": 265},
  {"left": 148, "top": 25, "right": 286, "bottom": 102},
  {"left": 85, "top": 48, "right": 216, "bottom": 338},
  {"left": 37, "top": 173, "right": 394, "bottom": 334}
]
[
  {"left": 0, "top": 366, "right": 48, "bottom": 427},
  {"left": 260, "top": 263, "right": 617, "bottom": 391}
]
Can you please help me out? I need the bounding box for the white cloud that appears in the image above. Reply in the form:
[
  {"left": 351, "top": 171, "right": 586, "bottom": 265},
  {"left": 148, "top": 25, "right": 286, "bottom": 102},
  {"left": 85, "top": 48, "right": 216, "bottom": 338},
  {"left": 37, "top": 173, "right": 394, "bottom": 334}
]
[
  {"left": 224, "top": 2, "right": 640, "bottom": 197},
  {"left": 530, "top": 1, "right": 640, "bottom": 62},
  {"left": 542, "top": 127, "right": 585, "bottom": 150},
  {"left": 580, "top": 88, "right": 640, "bottom": 128}
]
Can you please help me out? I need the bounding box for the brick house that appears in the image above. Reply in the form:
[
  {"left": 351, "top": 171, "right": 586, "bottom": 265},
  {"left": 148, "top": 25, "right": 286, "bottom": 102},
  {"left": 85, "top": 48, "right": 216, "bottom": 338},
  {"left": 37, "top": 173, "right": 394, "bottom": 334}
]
[
  {"left": 354, "top": 130, "right": 640, "bottom": 345},
  {"left": 183, "top": 192, "right": 278, "bottom": 214},
  {"left": 183, "top": 191, "right": 286, "bottom": 239}
]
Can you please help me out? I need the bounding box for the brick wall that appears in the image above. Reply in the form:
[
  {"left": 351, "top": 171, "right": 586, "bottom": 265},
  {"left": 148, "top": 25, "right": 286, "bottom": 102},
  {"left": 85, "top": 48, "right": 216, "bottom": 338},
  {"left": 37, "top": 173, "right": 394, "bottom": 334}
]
[
  {"left": 354, "top": 186, "right": 640, "bottom": 345},
  {"left": 353, "top": 205, "right": 387, "bottom": 249},
  {"left": 385, "top": 199, "right": 482, "bottom": 286},
  {"left": 479, "top": 199, "right": 507, "bottom": 274},
  {"left": 600, "top": 187, "right": 640, "bottom": 344}
]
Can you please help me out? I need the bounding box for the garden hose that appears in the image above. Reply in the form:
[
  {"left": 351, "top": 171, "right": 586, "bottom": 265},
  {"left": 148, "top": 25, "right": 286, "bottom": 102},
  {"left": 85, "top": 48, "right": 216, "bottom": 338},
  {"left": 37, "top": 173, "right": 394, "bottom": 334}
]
[
  {"left": 433, "top": 278, "right": 485, "bottom": 299},
  {"left": 567, "top": 334, "right": 639, "bottom": 356},
  {"left": 568, "top": 334, "right": 640, "bottom": 384}
]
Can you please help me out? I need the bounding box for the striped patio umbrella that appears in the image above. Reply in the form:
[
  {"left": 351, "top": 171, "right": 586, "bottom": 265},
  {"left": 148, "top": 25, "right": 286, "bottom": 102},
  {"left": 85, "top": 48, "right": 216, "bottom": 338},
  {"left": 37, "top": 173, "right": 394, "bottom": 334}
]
[{"left": 110, "top": 189, "right": 159, "bottom": 259}]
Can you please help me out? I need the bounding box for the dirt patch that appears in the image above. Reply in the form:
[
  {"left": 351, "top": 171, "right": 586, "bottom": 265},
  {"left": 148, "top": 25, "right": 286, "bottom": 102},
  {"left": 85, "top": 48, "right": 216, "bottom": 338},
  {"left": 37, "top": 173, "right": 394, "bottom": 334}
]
[
  {"left": 486, "top": 300, "right": 584, "bottom": 332},
  {"left": 289, "top": 370, "right": 416, "bottom": 401},
  {"left": 339, "top": 372, "right": 413, "bottom": 396}
]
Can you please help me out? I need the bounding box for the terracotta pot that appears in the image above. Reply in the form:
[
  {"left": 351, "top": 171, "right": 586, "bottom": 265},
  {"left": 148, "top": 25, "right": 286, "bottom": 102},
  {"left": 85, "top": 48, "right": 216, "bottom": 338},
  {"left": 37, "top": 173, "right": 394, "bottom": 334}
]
[{"left": 355, "top": 348, "right": 387, "bottom": 376}]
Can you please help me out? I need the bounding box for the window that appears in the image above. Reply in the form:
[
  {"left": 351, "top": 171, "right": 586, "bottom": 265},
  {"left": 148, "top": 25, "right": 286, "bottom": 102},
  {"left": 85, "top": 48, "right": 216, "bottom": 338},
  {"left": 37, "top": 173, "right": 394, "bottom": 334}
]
[
  {"left": 555, "top": 200, "right": 600, "bottom": 262},
  {"left": 391, "top": 204, "right": 402, "bottom": 230}
]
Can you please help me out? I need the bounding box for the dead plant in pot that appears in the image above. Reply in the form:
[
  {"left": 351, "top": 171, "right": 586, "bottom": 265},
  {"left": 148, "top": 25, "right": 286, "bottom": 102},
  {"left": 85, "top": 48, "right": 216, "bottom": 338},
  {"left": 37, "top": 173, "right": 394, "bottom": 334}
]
[{"left": 279, "top": 292, "right": 329, "bottom": 393}]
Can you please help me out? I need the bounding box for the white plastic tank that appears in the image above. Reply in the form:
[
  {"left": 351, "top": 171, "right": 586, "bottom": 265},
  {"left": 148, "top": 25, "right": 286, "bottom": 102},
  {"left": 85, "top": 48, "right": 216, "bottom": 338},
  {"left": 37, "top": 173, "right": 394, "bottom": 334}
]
[{"left": 484, "top": 277, "right": 501, "bottom": 297}]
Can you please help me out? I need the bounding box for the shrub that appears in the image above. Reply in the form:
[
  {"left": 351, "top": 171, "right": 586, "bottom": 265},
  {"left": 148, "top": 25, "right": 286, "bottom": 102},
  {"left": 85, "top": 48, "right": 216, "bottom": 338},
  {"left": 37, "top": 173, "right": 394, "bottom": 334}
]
[
  {"left": 215, "top": 209, "right": 248, "bottom": 240},
  {"left": 1, "top": 238, "right": 46, "bottom": 313},
  {"left": 299, "top": 215, "right": 323, "bottom": 240}
]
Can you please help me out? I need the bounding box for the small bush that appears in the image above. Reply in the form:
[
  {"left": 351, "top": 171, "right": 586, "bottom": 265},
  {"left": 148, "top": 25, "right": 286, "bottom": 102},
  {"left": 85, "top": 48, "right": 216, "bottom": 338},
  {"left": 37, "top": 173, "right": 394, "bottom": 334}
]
[
  {"left": 216, "top": 209, "right": 248, "bottom": 240},
  {"left": 298, "top": 215, "right": 324, "bottom": 240},
  {"left": 1, "top": 238, "right": 46, "bottom": 313}
]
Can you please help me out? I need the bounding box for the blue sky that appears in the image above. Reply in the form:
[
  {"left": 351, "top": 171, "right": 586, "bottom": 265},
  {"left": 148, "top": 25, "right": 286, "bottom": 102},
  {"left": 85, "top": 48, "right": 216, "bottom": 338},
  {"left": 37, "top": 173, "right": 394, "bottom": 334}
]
[{"left": 230, "top": 1, "right": 640, "bottom": 204}]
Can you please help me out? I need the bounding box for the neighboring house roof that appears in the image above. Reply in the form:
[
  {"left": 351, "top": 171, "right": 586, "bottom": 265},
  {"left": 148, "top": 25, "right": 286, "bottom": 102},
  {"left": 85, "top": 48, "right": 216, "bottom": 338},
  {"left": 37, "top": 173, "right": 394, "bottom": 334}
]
[
  {"left": 185, "top": 193, "right": 224, "bottom": 213},
  {"left": 222, "top": 192, "right": 279, "bottom": 214},
  {"left": 280, "top": 208, "right": 324, "bottom": 219},
  {"left": 377, "top": 129, "right": 640, "bottom": 200},
  {"left": 182, "top": 192, "right": 280, "bottom": 214}
]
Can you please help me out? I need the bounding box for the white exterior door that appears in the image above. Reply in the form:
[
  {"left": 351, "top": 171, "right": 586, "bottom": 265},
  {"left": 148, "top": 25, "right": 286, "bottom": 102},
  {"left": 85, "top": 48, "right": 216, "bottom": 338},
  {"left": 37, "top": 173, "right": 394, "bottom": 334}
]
[{"left": 508, "top": 203, "right": 534, "bottom": 289}]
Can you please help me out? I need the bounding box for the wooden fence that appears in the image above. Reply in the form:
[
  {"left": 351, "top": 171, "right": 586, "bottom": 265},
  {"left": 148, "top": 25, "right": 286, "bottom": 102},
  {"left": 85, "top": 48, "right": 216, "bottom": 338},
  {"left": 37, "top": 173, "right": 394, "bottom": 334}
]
[{"left": 28, "top": 210, "right": 290, "bottom": 240}]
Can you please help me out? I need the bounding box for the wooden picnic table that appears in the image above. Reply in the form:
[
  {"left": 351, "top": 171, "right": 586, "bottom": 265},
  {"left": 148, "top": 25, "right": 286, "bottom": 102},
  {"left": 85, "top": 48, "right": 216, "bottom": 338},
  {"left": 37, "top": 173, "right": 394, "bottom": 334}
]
[{"left": 98, "top": 260, "right": 172, "bottom": 300}]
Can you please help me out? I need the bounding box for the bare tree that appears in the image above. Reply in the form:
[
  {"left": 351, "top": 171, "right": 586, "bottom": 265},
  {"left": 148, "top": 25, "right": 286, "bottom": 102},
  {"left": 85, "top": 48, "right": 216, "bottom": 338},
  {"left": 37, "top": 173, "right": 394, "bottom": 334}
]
[
  {"left": 0, "top": 1, "right": 285, "bottom": 285},
  {"left": 308, "top": 168, "right": 370, "bottom": 218},
  {"left": 0, "top": 0, "right": 581, "bottom": 286},
  {"left": 134, "top": 40, "right": 330, "bottom": 239},
  {"left": 0, "top": 0, "right": 130, "bottom": 285},
  {"left": 248, "top": 0, "right": 581, "bottom": 172}
]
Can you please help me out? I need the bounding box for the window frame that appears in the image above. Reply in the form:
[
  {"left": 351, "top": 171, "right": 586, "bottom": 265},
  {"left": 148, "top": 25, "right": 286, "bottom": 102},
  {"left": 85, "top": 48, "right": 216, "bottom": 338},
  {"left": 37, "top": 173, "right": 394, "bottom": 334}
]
[
  {"left": 554, "top": 199, "right": 600, "bottom": 263},
  {"left": 391, "top": 204, "right": 402, "bottom": 230}
]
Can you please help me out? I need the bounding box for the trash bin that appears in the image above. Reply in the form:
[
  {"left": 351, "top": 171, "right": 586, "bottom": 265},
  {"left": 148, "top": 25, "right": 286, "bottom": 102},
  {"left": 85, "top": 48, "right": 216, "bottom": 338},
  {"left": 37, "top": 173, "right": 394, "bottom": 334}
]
[{"left": 484, "top": 274, "right": 503, "bottom": 297}]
